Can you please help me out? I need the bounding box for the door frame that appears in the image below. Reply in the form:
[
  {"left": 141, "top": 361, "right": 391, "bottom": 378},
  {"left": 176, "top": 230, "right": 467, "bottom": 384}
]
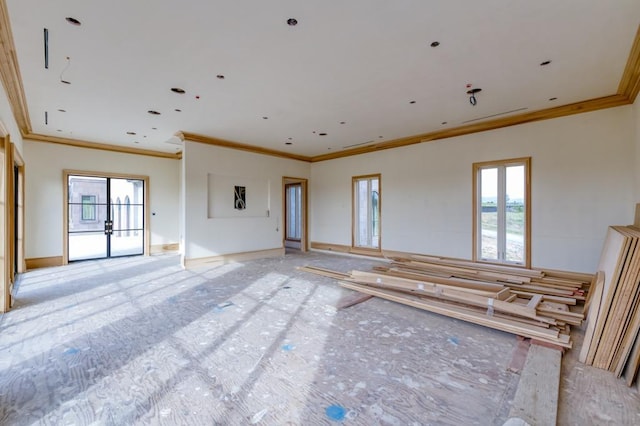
[
  {"left": 282, "top": 177, "right": 308, "bottom": 252},
  {"left": 63, "top": 169, "right": 150, "bottom": 264},
  {"left": 0, "top": 130, "right": 24, "bottom": 312}
]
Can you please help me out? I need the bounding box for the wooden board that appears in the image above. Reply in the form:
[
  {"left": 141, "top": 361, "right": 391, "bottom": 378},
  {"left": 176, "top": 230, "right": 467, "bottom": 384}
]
[
  {"left": 339, "top": 281, "right": 571, "bottom": 347},
  {"left": 593, "top": 229, "right": 640, "bottom": 369},
  {"left": 507, "top": 344, "right": 562, "bottom": 425},
  {"left": 579, "top": 270, "right": 606, "bottom": 363},
  {"left": 583, "top": 227, "right": 631, "bottom": 364},
  {"left": 345, "top": 272, "right": 556, "bottom": 324}
]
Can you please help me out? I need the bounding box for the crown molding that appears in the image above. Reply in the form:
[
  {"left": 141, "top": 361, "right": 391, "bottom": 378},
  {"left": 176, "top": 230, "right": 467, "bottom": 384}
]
[
  {"left": 181, "top": 131, "right": 311, "bottom": 162},
  {"left": 25, "top": 133, "right": 182, "bottom": 159},
  {"left": 310, "top": 94, "right": 630, "bottom": 162},
  {"left": 0, "top": 0, "right": 31, "bottom": 134},
  {"left": 618, "top": 24, "right": 640, "bottom": 103}
]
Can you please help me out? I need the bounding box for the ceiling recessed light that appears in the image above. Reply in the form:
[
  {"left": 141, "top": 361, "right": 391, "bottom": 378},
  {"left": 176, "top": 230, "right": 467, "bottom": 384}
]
[
  {"left": 285, "top": 142, "right": 292, "bottom": 145},
  {"left": 216, "top": 74, "right": 225, "bottom": 79},
  {"left": 65, "top": 17, "right": 81, "bottom": 26},
  {"left": 319, "top": 133, "right": 327, "bottom": 136},
  {"left": 171, "top": 87, "right": 185, "bottom": 94},
  {"left": 287, "top": 18, "right": 298, "bottom": 26},
  {"left": 174, "top": 109, "right": 182, "bottom": 112},
  {"left": 540, "top": 60, "right": 551, "bottom": 66},
  {"left": 57, "top": 109, "right": 66, "bottom": 112},
  {"left": 126, "top": 131, "right": 136, "bottom": 135},
  {"left": 430, "top": 41, "right": 440, "bottom": 47},
  {"left": 409, "top": 101, "right": 416, "bottom": 104},
  {"left": 549, "top": 97, "right": 558, "bottom": 101},
  {"left": 148, "top": 110, "right": 161, "bottom": 115}
]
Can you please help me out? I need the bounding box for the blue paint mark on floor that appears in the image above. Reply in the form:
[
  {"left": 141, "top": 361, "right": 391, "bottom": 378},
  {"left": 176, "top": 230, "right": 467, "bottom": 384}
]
[
  {"left": 64, "top": 348, "right": 80, "bottom": 355},
  {"left": 281, "top": 344, "right": 295, "bottom": 351},
  {"left": 213, "top": 301, "right": 234, "bottom": 313},
  {"left": 447, "top": 337, "right": 459, "bottom": 346},
  {"left": 325, "top": 405, "right": 346, "bottom": 421}
]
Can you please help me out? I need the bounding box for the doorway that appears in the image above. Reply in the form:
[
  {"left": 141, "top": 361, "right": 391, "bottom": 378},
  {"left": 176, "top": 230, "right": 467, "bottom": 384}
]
[
  {"left": 283, "top": 177, "right": 307, "bottom": 251},
  {"left": 65, "top": 172, "right": 147, "bottom": 262}
]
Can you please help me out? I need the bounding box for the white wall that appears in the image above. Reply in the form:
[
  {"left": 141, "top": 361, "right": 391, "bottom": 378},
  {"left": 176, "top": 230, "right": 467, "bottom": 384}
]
[
  {"left": 311, "top": 106, "right": 635, "bottom": 273},
  {"left": 0, "top": 81, "right": 23, "bottom": 154},
  {"left": 23, "top": 141, "right": 180, "bottom": 258},
  {"left": 183, "top": 141, "right": 310, "bottom": 260}
]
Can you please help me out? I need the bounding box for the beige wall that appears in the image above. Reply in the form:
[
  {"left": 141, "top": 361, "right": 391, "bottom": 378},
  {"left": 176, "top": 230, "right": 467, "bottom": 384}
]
[
  {"left": 311, "top": 106, "right": 635, "bottom": 273},
  {"left": 23, "top": 141, "right": 180, "bottom": 259},
  {"left": 182, "top": 141, "right": 310, "bottom": 260}
]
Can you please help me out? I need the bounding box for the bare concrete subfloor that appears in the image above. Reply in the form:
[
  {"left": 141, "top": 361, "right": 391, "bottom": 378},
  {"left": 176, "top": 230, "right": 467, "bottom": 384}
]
[{"left": 0, "top": 250, "right": 636, "bottom": 425}]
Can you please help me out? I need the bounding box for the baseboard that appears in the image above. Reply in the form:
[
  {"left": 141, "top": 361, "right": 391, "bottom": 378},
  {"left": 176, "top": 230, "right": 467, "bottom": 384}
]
[
  {"left": 150, "top": 243, "right": 180, "bottom": 254},
  {"left": 183, "top": 247, "right": 285, "bottom": 269},
  {"left": 25, "top": 256, "right": 64, "bottom": 270},
  {"left": 309, "top": 242, "right": 351, "bottom": 253},
  {"left": 310, "top": 241, "right": 385, "bottom": 258}
]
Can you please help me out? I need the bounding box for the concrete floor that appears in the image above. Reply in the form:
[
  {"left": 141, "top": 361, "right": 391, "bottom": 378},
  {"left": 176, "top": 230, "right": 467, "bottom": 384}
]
[{"left": 0, "top": 250, "right": 638, "bottom": 425}]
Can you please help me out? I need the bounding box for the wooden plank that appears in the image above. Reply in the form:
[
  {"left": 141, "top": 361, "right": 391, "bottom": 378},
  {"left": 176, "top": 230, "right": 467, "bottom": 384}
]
[
  {"left": 339, "top": 281, "right": 571, "bottom": 347},
  {"left": 614, "top": 288, "right": 640, "bottom": 377},
  {"left": 595, "top": 227, "right": 640, "bottom": 369},
  {"left": 579, "top": 270, "right": 606, "bottom": 363},
  {"left": 507, "top": 344, "right": 561, "bottom": 426},
  {"left": 297, "top": 265, "right": 350, "bottom": 280},
  {"left": 350, "top": 270, "right": 506, "bottom": 298},
  {"left": 375, "top": 266, "right": 507, "bottom": 292},
  {"left": 623, "top": 326, "right": 640, "bottom": 386},
  {"left": 511, "top": 290, "right": 578, "bottom": 306},
  {"left": 584, "top": 227, "right": 631, "bottom": 364},
  {"left": 337, "top": 293, "right": 373, "bottom": 310},
  {"left": 345, "top": 275, "right": 556, "bottom": 324},
  {"left": 526, "top": 294, "right": 543, "bottom": 309},
  {"left": 407, "top": 254, "right": 545, "bottom": 278},
  {"left": 608, "top": 227, "right": 640, "bottom": 372}
]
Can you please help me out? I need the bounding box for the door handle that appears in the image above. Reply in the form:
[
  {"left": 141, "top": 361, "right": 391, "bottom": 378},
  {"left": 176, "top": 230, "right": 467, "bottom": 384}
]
[{"left": 104, "top": 221, "right": 113, "bottom": 235}]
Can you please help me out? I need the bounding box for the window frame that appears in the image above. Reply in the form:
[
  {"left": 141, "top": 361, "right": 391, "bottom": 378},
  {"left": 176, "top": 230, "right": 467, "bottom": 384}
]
[
  {"left": 80, "top": 194, "right": 97, "bottom": 222},
  {"left": 472, "top": 157, "right": 531, "bottom": 267},
  {"left": 352, "top": 173, "right": 381, "bottom": 252}
]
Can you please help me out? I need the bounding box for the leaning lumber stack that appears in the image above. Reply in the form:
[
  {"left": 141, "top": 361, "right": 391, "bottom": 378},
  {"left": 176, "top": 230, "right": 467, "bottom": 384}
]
[
  {"left": 579, "top": 226, "right": 640, "bottom": 386},
  {"left": 326, "top": 255, "right": 592, "bottom": 349}
]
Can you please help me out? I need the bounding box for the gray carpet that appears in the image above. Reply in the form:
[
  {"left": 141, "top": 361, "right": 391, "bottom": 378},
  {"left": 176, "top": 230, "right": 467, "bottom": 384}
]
[{"left": 0, "top": 251, "right": 520, "bottom": 425}]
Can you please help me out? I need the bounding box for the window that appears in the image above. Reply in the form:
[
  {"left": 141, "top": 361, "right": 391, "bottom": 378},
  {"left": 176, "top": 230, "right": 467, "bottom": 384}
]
[
  {"left": 473, "top": 158, "right": 530, "bottom": 266},
  {"left": 81, "top": 195, "right": 96, "bottom": 221},
  {"left": 353, "top": 174, "right": 381, "bottom": 250}
]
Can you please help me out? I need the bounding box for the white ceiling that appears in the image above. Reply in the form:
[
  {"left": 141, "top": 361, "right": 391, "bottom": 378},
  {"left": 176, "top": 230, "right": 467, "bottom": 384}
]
[{"left": 6, "top": 1, "right": 640, "bottom": 157}]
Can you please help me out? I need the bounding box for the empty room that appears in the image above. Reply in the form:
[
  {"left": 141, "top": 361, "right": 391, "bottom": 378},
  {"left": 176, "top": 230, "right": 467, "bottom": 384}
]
[{"left": 1, "top": 1, "right": 640, "bottom": 425}]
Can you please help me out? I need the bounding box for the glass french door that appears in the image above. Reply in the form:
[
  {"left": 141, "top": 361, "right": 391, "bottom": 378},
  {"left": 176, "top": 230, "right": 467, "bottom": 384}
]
[
  {"left": 285, "top": 183, "right": 302, "bottom": 242},
  {"left": 67, "top": 175, "right": 144, "bottom": 261}
]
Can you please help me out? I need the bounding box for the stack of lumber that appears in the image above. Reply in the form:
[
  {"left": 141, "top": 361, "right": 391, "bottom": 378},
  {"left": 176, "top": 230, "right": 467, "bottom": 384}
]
[
  {"left": 301, "top": 256, "right": 593, "bottom": 349},
  {"left": 580, "top": 226, "right": 640, "bottom": 386}
]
